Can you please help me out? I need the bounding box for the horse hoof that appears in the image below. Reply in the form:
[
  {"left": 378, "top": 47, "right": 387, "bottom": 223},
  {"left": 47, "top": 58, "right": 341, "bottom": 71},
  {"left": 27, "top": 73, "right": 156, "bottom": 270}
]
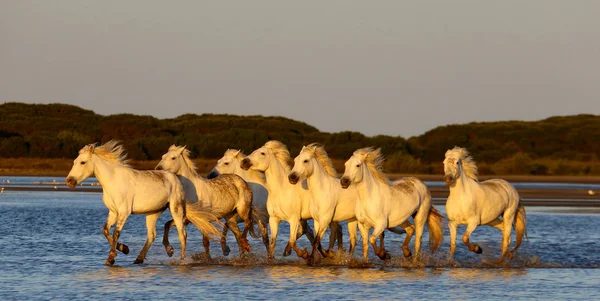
[
  {"left": 474, "top": 245, "right": 483, "bottom": 254},
  {"left": 403, "top": 249, "right": 412, "bottom": 258},
  {"left": 283, "top": 245, "right": 292, "bottom": 257},
  {"left": 384, "top": 251, "right": 391, "bottom": 260},
  {"left": 105, "top": 258, "right": 115, "bottom": 266},
  {"left": 166, "top": 246, "right": 175, "bottom": 257},
  {"left": 222, "top": 245, "right": 231, "bottom": 257},
  {"left": 133, "top": 258, "right": 144, "bottom": 264},
  {"left": 119, "top": 244, "right": 130, "bottom": 255}
]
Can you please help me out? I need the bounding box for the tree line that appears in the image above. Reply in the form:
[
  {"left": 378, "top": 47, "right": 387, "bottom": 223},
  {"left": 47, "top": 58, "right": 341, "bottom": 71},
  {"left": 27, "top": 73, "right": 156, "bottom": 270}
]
[{"left": 1, "top": 102, "right": 599, "bottom": 175}]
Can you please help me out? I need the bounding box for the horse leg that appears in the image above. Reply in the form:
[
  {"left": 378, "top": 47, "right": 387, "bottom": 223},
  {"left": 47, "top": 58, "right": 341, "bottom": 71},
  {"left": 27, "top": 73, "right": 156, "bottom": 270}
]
[
  {"left": 106, "top": 213, "right": 129, "bottom": 266},
  {"left": 307, "top": 219, "right": 322, "bottom": 265},
  {"left": 397, "top": 221, "right": 415, "bottom": 258},
  {"left": 268, "top": 216, "right": 281, "bottom": 259},
  {"left": 219, "top": 221, "right": 231, "bottom": 256},
  {"left": 226, "top": 214, "right": 250, "bottom": 255},
  {"left": 448, "top": 220, "right": 458, "bottom": 261},
  {"left": 462, "top": 220, "right": 482, "bottom": 255},
  {"left": 289, "top": 218, "right": 309, "bottom": 259},
  {"left": 347, "top": 220, "right": 358, "bottom": 255},
  {"left": 327, "top": 222, "right": 340, "bottom": 253},
  {"left": 285, "top": 220, "right": 313, "bottom": 256},
  {"left": 169, "top": 197, "right": 187, "bottom": 260},
  {"left": 358, "top": 222, "right": 370, "bottom": 262},
  {"left": 134, "top": 212, "right": 162, "bottom": 264},
  {"left": 257, "top": 217, "right": 270, "bottom": 254},
  {"left": 163, "top": 219, "right": 190, "bottom": 257},
  {"left": 103, "top": 211, "right": 129, "bottom": 255},
  {"left": 413, "top": 212, "right": 428, "bottom": 263},
  {"left": 369, "top": 222, "right": 389, "bottom": 260}
]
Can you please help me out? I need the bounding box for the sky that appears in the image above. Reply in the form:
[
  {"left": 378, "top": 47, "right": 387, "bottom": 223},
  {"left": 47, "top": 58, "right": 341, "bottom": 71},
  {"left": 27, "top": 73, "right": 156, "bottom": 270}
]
[{"left": 1, "top": 1, "right": 599, "bottom": 138}]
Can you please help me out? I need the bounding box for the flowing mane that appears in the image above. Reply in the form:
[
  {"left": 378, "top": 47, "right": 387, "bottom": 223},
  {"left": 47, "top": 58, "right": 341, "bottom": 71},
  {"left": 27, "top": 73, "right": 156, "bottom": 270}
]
[
  {"left": 302, "top": 143, "right": 337, "bottom": 177},
  {"left": 264, "top": 140, "right": 292, "bottom": 171},
  {"left": 354, "top": 147, "right": 388, "bottom": 183},
  {"left": 169, "top": 145, "right": 198, "bottom": 177},
  {"left": 445, "top": 146, "right": 478, "bottom": 181},
  {"left": 83, "top": 140, "right": 130, "bottom": 167}
]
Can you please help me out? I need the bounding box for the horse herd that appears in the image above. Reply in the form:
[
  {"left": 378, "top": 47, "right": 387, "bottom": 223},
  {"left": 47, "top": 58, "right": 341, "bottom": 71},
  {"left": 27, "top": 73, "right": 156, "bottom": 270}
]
[{"left": 65, "top": 140, "right": 527, "bottom": 266}]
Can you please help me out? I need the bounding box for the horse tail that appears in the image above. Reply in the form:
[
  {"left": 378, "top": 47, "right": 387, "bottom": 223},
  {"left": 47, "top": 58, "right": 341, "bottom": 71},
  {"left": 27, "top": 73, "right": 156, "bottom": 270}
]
[
  {"left": 426, "top": 206, "right": 444, "bottom": 253},
  {"left": 185, "top": 202, "right": 223, "bottom": 241},
  {"left": 512, "top": 201, "right": 527, "bottom": 253}
]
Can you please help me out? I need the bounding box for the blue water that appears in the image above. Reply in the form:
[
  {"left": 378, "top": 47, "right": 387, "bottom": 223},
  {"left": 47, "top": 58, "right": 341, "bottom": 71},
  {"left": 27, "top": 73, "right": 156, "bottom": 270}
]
[{"left": 1, "top": 185, "right": 599, "bottom": 299}]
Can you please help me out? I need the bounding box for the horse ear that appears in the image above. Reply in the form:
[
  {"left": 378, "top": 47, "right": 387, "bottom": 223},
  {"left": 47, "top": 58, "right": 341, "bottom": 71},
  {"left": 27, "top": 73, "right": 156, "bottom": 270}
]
[
  {"left": 179, "top": 145, "right": 187, "bottom": 154},
  {"left": 312, "top": 145, "right": 318, "bottom": 151},
  {"left": 234, "top": 149, "right": 241, "bottom": 157},
  {"left": 89, "top": 144, "right": 95, "bottom": 153}
]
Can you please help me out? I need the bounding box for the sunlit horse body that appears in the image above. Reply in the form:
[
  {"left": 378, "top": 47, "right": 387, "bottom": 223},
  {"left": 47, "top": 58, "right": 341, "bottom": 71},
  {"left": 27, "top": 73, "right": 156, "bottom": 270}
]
[
  {"left": 288, "top": 143, "right": 359, "bottom": 262},
  {"left": 241, "top": 140, "right": 317, "bottom": 259},
  {"left": 66, "top": 141, "right": 205, "bottom": 265},
  {"left": 157, "top": 145, "right": 255, "bottom": 258},
  {"left": 443, "top": 147, "right": 527, "bottom": 262},
  {"left": 341, "top": 147, "right": 444, "bottom": 263},
  {"left": 207, "top": 149, "right": 270, "bottom": 252}
]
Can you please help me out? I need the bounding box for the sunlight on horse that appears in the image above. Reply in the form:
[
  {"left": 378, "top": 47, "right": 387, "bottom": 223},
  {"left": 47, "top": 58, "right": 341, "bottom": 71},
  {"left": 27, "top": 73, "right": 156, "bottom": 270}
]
[
  {"left": 156, "top": 145, "right": 256, "bottom": 258},
  {"left": 444, "top": 147, "right": 527, "bottom": 263},
  {"left": 65, "top": 140, "right": 190, "bottom": 266},
  {"left": 207, "top": 149, "right": 270, "bottom": 253},
  {"left": 241, "top": 140, "right": 317, "bottom": 259},
  {"left": 289, "top": 143, "right": 358, "bottom": 264},
  {"left": 340, "top": 147, "right": 444, "bottom": 264}
]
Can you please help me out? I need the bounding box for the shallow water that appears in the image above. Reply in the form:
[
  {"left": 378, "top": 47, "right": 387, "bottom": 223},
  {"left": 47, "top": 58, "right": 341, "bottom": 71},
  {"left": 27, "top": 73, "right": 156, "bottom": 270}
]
[{"left": 1, "top": 189, "right": 599, "bottom": 300}]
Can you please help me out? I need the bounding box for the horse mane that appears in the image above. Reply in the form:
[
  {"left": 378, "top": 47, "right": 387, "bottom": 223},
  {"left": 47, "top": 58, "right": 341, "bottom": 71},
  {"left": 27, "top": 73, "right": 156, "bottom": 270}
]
[
  {"left": 353, "top": 147, "right": 388, "bottom": 183},
  {"left": 445, "top": 146, "right": 478, "bottom": 181},
  {"left": 83, "top": 140, "right": 130, "bottom": 167},
  {"left": 169, "top": 145, "right": 198, "bottom": 177},
  {"left": 302, "top": 143, "right": 337, "bottom": 177},
  {"left": 263, "top": 140, "right": 292, "bottom": 170}
]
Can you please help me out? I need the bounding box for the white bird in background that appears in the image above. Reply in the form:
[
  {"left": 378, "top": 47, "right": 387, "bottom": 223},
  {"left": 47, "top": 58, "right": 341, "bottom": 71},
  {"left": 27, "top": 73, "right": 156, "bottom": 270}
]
[
  {"left": 1, "top": 187, "right": 4, "bottom": 194},
  {"left": 588, "top": 190, "right": 596, "bottom": 196}
]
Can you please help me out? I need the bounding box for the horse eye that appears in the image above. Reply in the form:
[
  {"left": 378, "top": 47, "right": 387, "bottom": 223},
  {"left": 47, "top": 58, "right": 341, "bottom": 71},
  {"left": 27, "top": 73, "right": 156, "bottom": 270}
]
[
  {"left": 80, "top": 161, "right": 86, "bottom": 165},
  {"left": 303, "top": 160, "right": 308, "bottom": 163},
  {"left": 171, "top": 157, "right": 176, "bottom": 160},
  {"left": 224, "top": 162, "right": 229, "bottom": 165},
  {"left": 356, "top": 164, "right": 360, "bottom": 168},
  {"left": 260, "top": 152, "right": 265, "bottom": 156}
]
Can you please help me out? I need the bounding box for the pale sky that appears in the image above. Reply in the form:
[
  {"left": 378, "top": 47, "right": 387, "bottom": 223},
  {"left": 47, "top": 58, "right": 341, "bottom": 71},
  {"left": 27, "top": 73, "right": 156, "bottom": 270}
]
[{"left": 1, "top": 1, "right": 599, "bottom": 137}]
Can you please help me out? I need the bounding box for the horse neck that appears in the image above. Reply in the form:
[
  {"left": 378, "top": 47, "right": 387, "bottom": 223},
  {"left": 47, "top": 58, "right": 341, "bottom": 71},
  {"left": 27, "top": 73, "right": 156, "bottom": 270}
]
[
  {"left": 354, "top": 169, "right": 385, "bottom": 202},
  {"left": 177, "top": 157, "right": 206, "bottom": 183},
  {"left": 236, "top": 164, "right": 266, "bottom": 186},
  {"left": 264, "top": 156, "right": 290, "bottom": 192},
  {"left": 451, "top": 167, "right": 478, "bottom": 194},
  {"left": 92, "top": 155, "right": 123, "bottom": 188},
  {"left": 307, "top": 162, "right": 337, "bottom": 193}
]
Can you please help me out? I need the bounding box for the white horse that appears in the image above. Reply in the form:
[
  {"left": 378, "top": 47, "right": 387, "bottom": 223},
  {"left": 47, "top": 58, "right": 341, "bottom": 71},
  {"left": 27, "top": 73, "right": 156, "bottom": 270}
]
[
  {"left": 340, "top": 147, "right": 444, "bottom": 263},
  {"left": 288, "top": 143, "right": 359, "bottom": 263},
  {"left": 207, "top": 149, "right": 270, "bottom": 252},
  {"left": 240, "top": 140, "right": 316, "bottom": 259},
  {"left": 157, "top": 145, "right": 255, "bottom": 258},
  {"left": 65, "top": 141, "right": 213, "bottom": 265},
  {"left": 443, "top": 147, "right": 527, "bottom": 262}
]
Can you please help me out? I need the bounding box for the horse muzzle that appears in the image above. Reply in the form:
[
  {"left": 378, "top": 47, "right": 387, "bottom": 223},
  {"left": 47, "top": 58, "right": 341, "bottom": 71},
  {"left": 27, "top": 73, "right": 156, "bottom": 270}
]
[
  {"left": 65, "top": 177, "right": 78, "bottom": 188},
  {"left": 207, "top": 170, "right": 220, "bottom": 179},
  {"left": 443, "top": 175, "right": 454, "bottom": 186},
  {"left": 340, "top": 177, "right": 351, "bottom": 189},
  {"left": 288, "top": 173, "right": 299, "bottom": 185},
  {"left": 240, "top": 158, "right": 252, "bottom": 170}
]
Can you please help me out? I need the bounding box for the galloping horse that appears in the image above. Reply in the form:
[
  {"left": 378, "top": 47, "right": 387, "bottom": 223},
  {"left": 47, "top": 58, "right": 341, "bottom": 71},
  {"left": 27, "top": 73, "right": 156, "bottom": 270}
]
[
  {"left": 240, "top": 140, "right": 316, "bottom": 259},
  {"left": 341, "top": 147, "right": 444, "bottom": 263},
  {"left": 207, "top": 149, "right": 270, "bottom": 253},
  {"left": 288, "top": 143, "right": 358, "bottom": 263},
  {"left": 66, "top": 141, "right": 211, "bottom": 265},
  {"left": 157, "top": 145, "right": 255, "bottom": 258},
  {"left": 443, "top": 147, "right": 527, "bottom": 262}
]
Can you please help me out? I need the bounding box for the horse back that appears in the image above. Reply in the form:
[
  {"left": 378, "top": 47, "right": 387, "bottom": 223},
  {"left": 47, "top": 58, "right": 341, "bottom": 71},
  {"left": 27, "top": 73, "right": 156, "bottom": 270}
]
[
  {"left": 208, "top": 173, "right": 251, "bottom": 202},
  {"left": 480, "top": 178, "right": 519, "bottom": 215}
]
